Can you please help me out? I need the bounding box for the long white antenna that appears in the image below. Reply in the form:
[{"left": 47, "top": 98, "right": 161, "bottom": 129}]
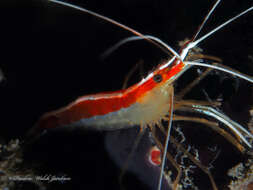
[
  {"left": 192, "top": 0, "right": 221, "bottom": 41},
  {"left": 191, "top": 6, "right": 253, "bottom": 48},
  {"left": 184, "top": 61, "right": 253, "bottom": 84},
  {"left": 101, "top": 35, "right": 181, "bottom": 61},
  {"left": 48, "top": 0, "right": 171, "bottom": 56}
]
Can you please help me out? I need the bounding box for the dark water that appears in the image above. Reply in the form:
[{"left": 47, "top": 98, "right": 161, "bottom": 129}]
[{"left": 0, "top": 0, "right": 252, "bottom": 189}]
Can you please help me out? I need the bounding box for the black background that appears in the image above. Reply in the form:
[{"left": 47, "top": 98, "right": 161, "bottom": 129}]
[{"left": 0, "top": 0, "right": 252, "bottom": 190}]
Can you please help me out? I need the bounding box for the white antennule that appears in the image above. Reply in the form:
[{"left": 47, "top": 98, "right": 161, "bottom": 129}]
[
  {"left": 192, "top": 0, "right": 221, "bottom": 41},
  {"left": 101, "top": 0, "right": 221, "bottom": 61},
  {"left": 190, "top": 6, "right": 253, "bottom": 48},
  {"left": 101, "top": 0, "right": 222, "bottom": 60},
  {"left": 104, "top": 33, "right": 253, "bottom": 85},
  {"left": 176, "top": 4, "right": 253, "bottom": 83}
]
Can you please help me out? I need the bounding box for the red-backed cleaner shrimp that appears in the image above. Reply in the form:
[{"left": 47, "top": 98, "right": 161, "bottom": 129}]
[{"left": 25, "top": 0, "right": 253, "bottom": 190}]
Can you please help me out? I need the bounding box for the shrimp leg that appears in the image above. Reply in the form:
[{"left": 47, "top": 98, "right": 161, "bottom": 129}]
[
  {"left": 156, "top": 122, "right": 218, "bottom": 190},
  {"left": 151, "top": 126, "right": 182, "bottom": 190},
  {"left": 118, "top": 126, "right": 145, "bottom": 187},
  {"left": 171, "top": 115, "right": 245, "bottom": 153}
]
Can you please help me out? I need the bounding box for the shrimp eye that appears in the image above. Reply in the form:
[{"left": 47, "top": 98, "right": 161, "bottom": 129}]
[{"left": 153, "top": 74, "right": 163, "bottom": 83}]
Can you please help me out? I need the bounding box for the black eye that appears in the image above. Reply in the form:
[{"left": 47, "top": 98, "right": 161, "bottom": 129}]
[{"left": 153, "top": 74, "right": 163, "bottom": 83}]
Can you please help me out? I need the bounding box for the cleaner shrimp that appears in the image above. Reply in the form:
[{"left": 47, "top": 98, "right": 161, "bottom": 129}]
[{"left": 25, "top": 0, "right": 253, "bottom": 190}]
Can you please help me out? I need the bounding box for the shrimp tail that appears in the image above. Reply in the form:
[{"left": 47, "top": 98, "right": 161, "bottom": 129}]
[{"left": 26, "top": 113, "right": 60, "bottom": 139}]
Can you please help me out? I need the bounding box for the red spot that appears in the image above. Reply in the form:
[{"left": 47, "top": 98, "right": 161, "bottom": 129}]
[{"left": 149, "top": 146, "right": 161, "bottom": 166}]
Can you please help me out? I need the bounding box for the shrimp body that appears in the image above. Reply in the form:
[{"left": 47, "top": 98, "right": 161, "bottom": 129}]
[
  {"left": 26, "top": 1, "right": 253, "bottom": 190},
  {"left": 32, "top": 61, "right": 186, "bottom": 135}
]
